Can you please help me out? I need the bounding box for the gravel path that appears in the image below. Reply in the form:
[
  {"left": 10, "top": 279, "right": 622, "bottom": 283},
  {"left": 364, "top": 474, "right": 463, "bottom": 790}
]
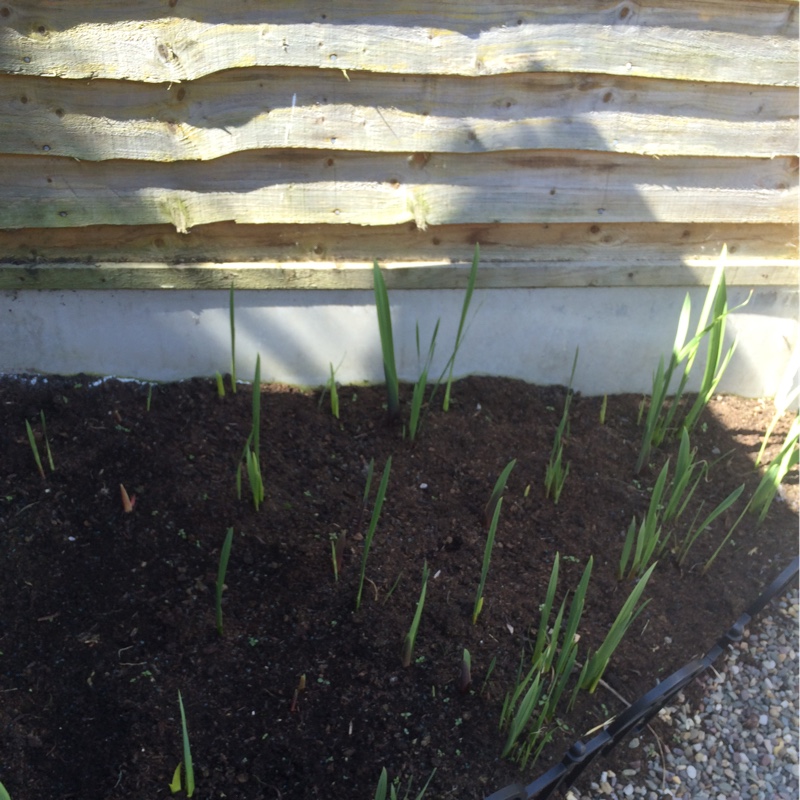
[{"left": 568, "top": 586, "right": 799, "bottom": 800}]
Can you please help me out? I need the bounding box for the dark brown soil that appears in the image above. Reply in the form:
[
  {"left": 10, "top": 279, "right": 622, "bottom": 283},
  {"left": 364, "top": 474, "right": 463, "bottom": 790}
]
[{"left": 1, "top": 374, "right": 797, "bottom": 800}]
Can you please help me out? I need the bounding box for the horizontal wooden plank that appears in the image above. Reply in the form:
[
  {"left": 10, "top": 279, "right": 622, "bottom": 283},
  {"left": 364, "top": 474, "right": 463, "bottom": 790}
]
[
  {"left": 3, "top": 70, "right": 796, "bottom": 161},
  {"left": 1, "top": 2, "right": 796, "bottom": 85},
  {"left": 1, "top": 259, "right": 796, "bottom": 291},
  {"left": 0, "top": 151, "right": 796, "bottom": 230},
  {"left": 1, "top": 222, "right": 795, "bottom": 289},
  {"left": 3, "top": 222, "right": 795, "bottom": 265}
]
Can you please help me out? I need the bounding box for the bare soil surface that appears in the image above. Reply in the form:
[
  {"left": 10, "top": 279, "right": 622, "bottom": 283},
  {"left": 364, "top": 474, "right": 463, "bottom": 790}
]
[{"left": 1, "top": 374, "right": 797, "bottom": 800}]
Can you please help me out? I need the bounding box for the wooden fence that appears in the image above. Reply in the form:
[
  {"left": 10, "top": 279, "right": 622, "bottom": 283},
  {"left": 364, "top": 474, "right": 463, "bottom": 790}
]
[{"left": 0, "top": 0, "right": 797, "bottom": 291}]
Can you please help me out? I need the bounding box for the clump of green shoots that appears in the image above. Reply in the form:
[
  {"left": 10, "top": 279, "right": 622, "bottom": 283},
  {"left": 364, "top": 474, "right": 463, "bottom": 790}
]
[
  {"left": 500, "top": 553, "right": 592, "bottom": 767},
  {"left": 215, "top": 528, "right": 234, "bottom": 636},
  {"left": 356, "top": 457, "right": 392, "bottom": 611},
  {"left": 237, "top": 355, "right": 264, "bottom": 510},
  {"left": 619, "top": 430, "right": 746, "bottom": 578},
  {"left": 374, "top": 766, "right": 436, "bottom": 800},
  {"left": 401, "top": 560, "right": 430, "bottom": 667},
  {"left": 25, "top": 411, "right": 55, "bottom": 478},
  {"left": 170, "top": 691, "right": 195, "bottom": 797},
  {"left": 636, "top": 246, "right": 749, "bottom": 474},
  {"left": 473, "top": 497, "right": 503, "bottom": 624},
  {"left": 373, "top": 262, "right": 400, "bottom": 421},
  {"left": 756, "top": 361, "right": 799, "bottom": 467},
  {"left": 545, "top": 349, "right": 578, "bottom": 504},
  {"left": 704, "top": 414, "right": 799, "bottom": 573}
]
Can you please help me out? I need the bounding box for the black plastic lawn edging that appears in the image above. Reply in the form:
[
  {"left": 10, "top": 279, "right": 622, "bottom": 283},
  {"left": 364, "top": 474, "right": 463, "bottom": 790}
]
[{"left": 485, "top": 556, "right": 800, "bottom": 800}]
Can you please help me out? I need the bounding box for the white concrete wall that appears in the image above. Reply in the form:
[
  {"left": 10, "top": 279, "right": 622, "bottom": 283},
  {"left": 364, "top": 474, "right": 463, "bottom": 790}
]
[{"left": 1, "top": 287, "right": 797, "bottom": 397}]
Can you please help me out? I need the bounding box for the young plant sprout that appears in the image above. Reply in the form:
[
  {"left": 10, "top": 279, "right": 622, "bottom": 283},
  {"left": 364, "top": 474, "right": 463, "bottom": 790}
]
[
  {"left": 215, "top": 528, "right": 234, "bottom": 636},
  {"left": 356, "top": 457, "right": 392, "bottom": 611},
  {"left": 146, "top": 383, "right": 153, "bottom": 411},
  {"left": 599, "top": 394, "right": 607, "bottom": 425},
  {"left": 409, "top": 320, "right": 440, "bottom": 442},
  {"left": 442, "top": 244, "right": 479, "bottom": 412},
  {"left": 618, "top": 460, "right": 670, "bottom": 580},
  {"left": 0, "top": 781, "right": 10, "bottom": 800},
  {"left": 239, "top": 355, "right": 265, "bottom": 510},
  {"left": 473, "top": 497, "right": 502, "bottom": 624},
  {"left": 704, "top": 415, "right": 798, "bottom": 573},
  {"left": 458, "top": 648, "right": 472, "bottom": 693},
  {"left": 373, "top": 261, "right": 400, "bottom": 421},
  {"left": 215, "top": 371, "right": 226, "bottom": 398},
  {"left": 171, "top": 691, "right": 195, "bottom": 797},
  {"left": 290, "top": 674, "right": 306, "bottom": 713},
  {"left": 119, "top": 483, "right": 135, "bottom": 513},
  {"left": 229, "top": 282, "right": 237, "bottom": 394},
  {"left": 545, "top": 348, "right": 578, "bottom": 504},
  {"left": 24, "top": 419, "right": 45, "bottom": 479},
  {"left": 484, "top": 459, "right": 516, "bottom": 528},
  {"left": 401, "top": 560, "right": 429, "bottom": 667},
  {"left": 327, "top": 362, "right": 340, "bottom": 419}
]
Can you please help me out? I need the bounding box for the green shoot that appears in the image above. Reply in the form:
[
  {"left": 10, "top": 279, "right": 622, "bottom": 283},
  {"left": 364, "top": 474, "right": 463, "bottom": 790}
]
[
  {"left": 599, "top": 394, "right": 607, "bottom": 425},
  {"left": 330, "top": 533, "right": 344, "bottom": 581},
  {"left": 545, "top": 349, "right": 578, "bottom": 503},
  {"left": 356, "top": 457, "right": 392, "bottom": 611},
  {"left": 409, "top": 320, "right": 440, "bottom": 442},
  {"left": 215, "top": 371, "right": 226, "bottom": 398},
  {"left": 215, "top": 528, "right": 234, "bottom": 636},
  {"left": 229, "top": 282, "right": 237, "bottom": 393},
  {"left": 459, "top": 648, "right": 472, "bottom": 693},
  {"left": 581, "top": 562, "right": 656, "bottom": 693},
  {"left": 146, "top": 383, "right": 153, "bottom": 411},
  {"left": 484, "top": 459, "right": 516, "bottom": 528},
  {"left": 24, "top": 419, "right": 45, "bottom": 479},
  {"left": 39, "top": 412, "right": 54, "bottom": 472},
  {"left": 480, "top": 656, "right": 497, "bottom": 696},
  {"left": 749, "top": 414, "right": 799, "bottom": 523},
  {"left": 176, "top": 691, "right": 195, "bottom": 797},
  {"left": 675, "top": 482, "right": 745, "bottom": 566},
  {"left": 473, "top": 497, "right": 502, "bottom": 624},
  {"left": 241, "top": 355, "right": 264, "bottom": 510},
  {"left": 401, "top": 560, "right": 429, "bottom": 667},
  {"left": 443, "top": 243, "right": 480, "bottom": 411},
  {"left": 328, "top": 362, "right": 340, "bottom": 419},
  {"left": 756, "top": 357, "right": 799, "bottom": 466},
  {"left": 704, "top": 415, "right": 799, "bottom": 573},
  {"left": 373, "top": 261, "right": 400, "bottom": 420},
  {"left": 0, "top": 781, "right": 11, "bottom": 800}
]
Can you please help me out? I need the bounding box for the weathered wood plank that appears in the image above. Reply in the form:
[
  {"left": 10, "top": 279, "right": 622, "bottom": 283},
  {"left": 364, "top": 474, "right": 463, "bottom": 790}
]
[
  {"left": 0, "top": 151, "right": 795, "bottom": 230},
  {"left": 3, "top": 70, "right": 795, "bottom": 161},
  {"left": 1, "top": 3, "right": 796, "bottom": 85},
  {"left": 1, "top": 259, "right": 796, "bottom": 291},
  {"left": 1, "top": 222, "right": 795, "bottom": 289},
  {"left": 3, "top": 222, "right": 795, "bottom": 266}
]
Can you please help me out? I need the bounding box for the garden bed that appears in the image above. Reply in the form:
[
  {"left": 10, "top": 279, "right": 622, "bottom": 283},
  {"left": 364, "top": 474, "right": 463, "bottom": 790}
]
[{"left": 0, "top": 374, "right": 797, "bottom": 800}]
